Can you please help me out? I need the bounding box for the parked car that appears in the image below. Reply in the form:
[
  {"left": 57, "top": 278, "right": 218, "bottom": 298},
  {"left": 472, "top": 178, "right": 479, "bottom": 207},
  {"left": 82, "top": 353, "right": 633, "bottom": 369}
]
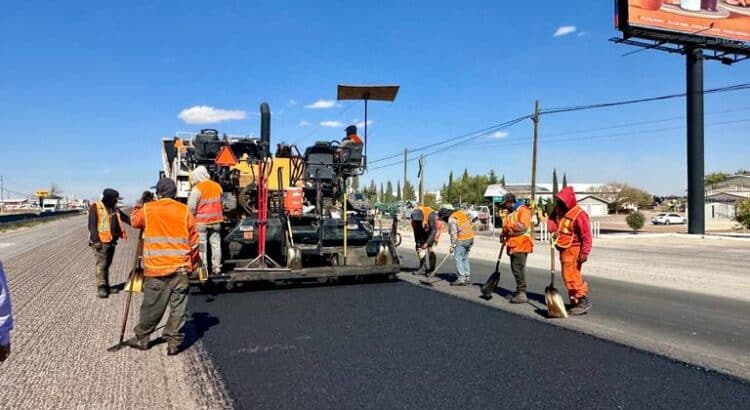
[{"left": 651, "top": 213, "right": 686, "bottom": 225}]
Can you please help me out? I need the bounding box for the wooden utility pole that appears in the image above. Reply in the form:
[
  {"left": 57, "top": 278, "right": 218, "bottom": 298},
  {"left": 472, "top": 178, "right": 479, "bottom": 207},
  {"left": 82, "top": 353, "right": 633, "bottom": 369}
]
[
  {"left": 418, "top": 155, "right": 425, "bottom": 205},
  {"left": 530, "top": 100, "right": 540, "bottom": 208},
  {"left": 403, "top": 148, "right": 407, "bottom": 199}
]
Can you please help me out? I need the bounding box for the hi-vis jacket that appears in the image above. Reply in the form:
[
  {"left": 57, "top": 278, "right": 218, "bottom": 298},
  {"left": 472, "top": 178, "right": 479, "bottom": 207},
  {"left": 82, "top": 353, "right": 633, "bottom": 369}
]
[
  {"left": 190, "top": 180, "right": 224, "bottom": 225},
  {"left": 448, "top": 210, "right": 475, "bottom": 244},
  {"left": 503, "top": 203, "right": 533, "bottom": 254},
  {"left": 131, "top": 198, "right": 200, "bottom": 277}
]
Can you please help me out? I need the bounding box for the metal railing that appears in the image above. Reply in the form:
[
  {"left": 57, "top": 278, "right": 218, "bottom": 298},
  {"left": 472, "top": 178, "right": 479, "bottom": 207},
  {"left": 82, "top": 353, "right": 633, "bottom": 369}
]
[{"left": 538, "top": 220, "right": 600, "bottom": 242}]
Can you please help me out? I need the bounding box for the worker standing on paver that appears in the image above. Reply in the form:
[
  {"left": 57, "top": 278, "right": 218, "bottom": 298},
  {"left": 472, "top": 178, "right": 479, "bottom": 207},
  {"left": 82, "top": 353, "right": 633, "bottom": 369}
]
[
  {"left": 411, "top": 206, "right": 440, "bottom": 275},
  {"left": 500, "top": 193, "right": 534, "bottom": 303},
  {"left": 547, "top": 186, "right": 593, "bottom": 315},
  {"left": 0, "top": 261, "right": 12, "bottom": 362},
  {"left": 88, "top": 188, "right": 130, "bottom": 298},
  {"left": 439, "top": 208, "right": 475, "bottom": 286},
  {"left": 188, "top": 166, "right": 223, "bottom": 276},
  {"left": 128, "top": 179, "right": 200, "bottom": 355}
]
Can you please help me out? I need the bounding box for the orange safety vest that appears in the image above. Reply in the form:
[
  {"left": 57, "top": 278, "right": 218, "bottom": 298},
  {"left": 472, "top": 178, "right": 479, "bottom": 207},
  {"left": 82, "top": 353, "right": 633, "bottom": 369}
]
[
  {"left": 451, "top": 210, "right": 474, "bottom": 241},
  {"left": 142, "top": 199, "right": 194, "bottom": 277},
  {"left": 417, "top": 206, "right": 435, "bottom": 230},
  {"left": 95, "top": 201, "right": 126, "bottom": 243},
  {"left": 555, "top": 205, "right": 583, "bottom": 249},
  {"left": 504, "top": 205, "right": 533, "bottom": 253},
  {"left": 195, "top": 180, "right": 224, "bottom": 224}
]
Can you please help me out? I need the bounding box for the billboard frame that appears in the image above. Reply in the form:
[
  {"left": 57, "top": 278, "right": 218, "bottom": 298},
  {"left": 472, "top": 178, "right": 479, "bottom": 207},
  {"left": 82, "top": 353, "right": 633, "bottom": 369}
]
[{"left": 613, "top": 0, "right": 750, "bottom": 64}]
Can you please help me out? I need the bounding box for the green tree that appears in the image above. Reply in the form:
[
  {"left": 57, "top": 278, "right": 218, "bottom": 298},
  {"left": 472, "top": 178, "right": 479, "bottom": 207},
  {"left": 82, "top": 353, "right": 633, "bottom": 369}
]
[
  {"left": 626, "top": 211, "right": 645, "bottom": 233},
  {"left": 736, "top": 199, "right": 750, "bottom": 230},
  {"left": 379, "top": 183, "right": 384, "bottom": 203},
  {"left": 422, "top": 192, "right": 439, "bottom": 209},
  {"left": 552, "top": 169, "right": 559, "bottom": 196},
  {"left": 562, "top": 173, "right": 568, "bottom": 188},
  {"left": 403, "top": 180, "right": 416, "bottom": 201},
  {"left": 500, "top": 174, "right": 506, "bottom": 186},
  {"left": 384, "top": 180, "right": 394, "bottom": 202},
  {"left": 488, "top": 169, "right": 498, "bottom": 185},
  {"left": 352, "top": 175, "right": 360, "bottom": 191},
  {"left": 396, "top": 180, "right": 402, "bottom": 201},
  {"left": 705, "top": 172, "right": 729, "bottom": 185}
]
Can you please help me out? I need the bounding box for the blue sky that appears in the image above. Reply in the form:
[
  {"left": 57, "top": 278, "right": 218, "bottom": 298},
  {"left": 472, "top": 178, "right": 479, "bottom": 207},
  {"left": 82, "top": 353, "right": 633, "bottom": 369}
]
[{"left": 1, "top": 0, "right": 748, "bottom": 201}]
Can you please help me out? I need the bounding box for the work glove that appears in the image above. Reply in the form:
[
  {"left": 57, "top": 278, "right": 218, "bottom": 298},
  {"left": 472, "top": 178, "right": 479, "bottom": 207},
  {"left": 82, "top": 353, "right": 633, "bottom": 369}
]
[
  {"left": 449, "top": 245, "right": 456, "bottom": 254},
  {"left": 0, "top": 343, "right": 10, "bottom": 362},
  {"left": 577, "top": 254, "right": 588, "bottom": 264}
]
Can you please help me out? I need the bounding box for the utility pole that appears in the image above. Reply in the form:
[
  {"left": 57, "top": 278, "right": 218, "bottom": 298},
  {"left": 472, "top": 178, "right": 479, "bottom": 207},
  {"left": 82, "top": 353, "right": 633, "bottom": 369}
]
[
  {"left": 403, "top": 148, "right": 407, "bottom": 199},
  {"left": 686, "top": 47, "right": 705, "bottom": 235},
  {"left": 0, "top": 176, "right": 3, "bottom": 203},
  {"left": 418, "top": 155, "right": 425, "bottom": 205},
  {"left": 530, "top": 100, "right": 540, "bottom": 208}
]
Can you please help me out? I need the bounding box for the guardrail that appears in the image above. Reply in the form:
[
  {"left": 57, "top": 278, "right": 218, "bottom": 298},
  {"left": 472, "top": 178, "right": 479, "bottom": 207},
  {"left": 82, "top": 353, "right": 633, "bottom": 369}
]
[{"left": 0, "top": 210, "right": 82, "bottom": 225}]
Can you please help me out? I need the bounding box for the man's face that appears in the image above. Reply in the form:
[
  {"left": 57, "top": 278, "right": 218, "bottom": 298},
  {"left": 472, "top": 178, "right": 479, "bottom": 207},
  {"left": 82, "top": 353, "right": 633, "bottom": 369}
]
[
  {"left": 502, "top": 201, "right": 513, "bottom": 210},
  {"left": 556, "top": 199, "right": 566, "bottom": 210}
]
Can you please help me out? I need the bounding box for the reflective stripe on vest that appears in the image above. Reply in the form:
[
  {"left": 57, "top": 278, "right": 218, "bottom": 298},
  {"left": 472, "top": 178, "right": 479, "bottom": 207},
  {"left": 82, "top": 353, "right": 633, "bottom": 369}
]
[
  {"left": 142, "top": 199, "right": 192, "bottom": 276},
  {"left": 505, "top": 205, "right": 531, "bottom": 238},
  {"left": 451, "top": 210, "right": 474, "bottom": 241},
  {"left": 555, "top": 205, "right": 583, "bottom": 249},
  {"left": 196, "top": 180, "right": 224, "bottom": 224},
  {"left": 95, "top": 201, "right": 126, "bottom": 243}
]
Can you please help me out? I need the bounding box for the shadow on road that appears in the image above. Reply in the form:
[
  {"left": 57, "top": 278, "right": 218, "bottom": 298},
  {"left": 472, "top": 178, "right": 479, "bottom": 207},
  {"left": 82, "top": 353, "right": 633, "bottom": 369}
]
[{"left": 181, "top": 312, "right": 220, "bottom": 350}]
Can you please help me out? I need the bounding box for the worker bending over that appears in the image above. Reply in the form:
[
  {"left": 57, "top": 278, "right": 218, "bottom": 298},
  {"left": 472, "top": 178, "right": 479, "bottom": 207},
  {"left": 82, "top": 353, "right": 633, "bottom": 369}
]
[
  {"left": 501, "top": 193, "right": 534, "bottom": 303},
  {"left": 439, "top": 208, "right": 475, "bottom": 286},
  {"left": 188, "top": 166, "right": 224, "bottom": 276},
  {"left": 88, "top": 188, "right": 130, "bottom": 298},
  {"left": 128, "top": 179, "right": 200, "bottom": 355},
  {"left": 547, "top": 186, "right": 593, "bottom": 315},
  {"left": 411, "top": 206, "right": 440, "bottom": 275}
]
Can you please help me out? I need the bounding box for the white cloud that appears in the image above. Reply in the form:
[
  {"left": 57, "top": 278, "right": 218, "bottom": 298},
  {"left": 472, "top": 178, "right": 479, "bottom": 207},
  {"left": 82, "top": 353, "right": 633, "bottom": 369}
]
[
  {"left": 577, "top": 32, "right": 586, "bottom": 37},
  {"left": 305, "top": 99, "right": 339, "bottom": 109},
  {"left": 178, "top": 105, "right": 247, "bottom": 124},
  {"left": 287, "top": 99, "right": 297, "bottom": 107},
  {"left": 355, "top": 120, "right": 373, "bottom": 128},
  {"left": 489, "top": 131, "right": 509, "bottom": 139},
  {"left": 320, "top": 120, "right": 344, "bottom": 128},
  {"left": 553, "top": 25, "right": 577, "bottom": 37},
  {"left": 298, "top": 120, "right": 311, "bottom": 127}
]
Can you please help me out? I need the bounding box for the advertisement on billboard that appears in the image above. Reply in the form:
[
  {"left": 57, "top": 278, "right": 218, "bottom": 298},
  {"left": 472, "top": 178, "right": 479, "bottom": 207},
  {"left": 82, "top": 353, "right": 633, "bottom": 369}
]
[{"left": 620, "top": 0, "right": 750, "bottom": 43}]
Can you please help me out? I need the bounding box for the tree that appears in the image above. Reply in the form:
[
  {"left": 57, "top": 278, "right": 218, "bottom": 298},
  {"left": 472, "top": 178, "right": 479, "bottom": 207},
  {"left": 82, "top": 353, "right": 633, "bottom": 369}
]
[
  {"left": 626, "top": 211, "right": 645, "bottom": 233},
  {"left": 403, "top": 180, "right": 416, "bottom": 201},
  {"left": 736, "top": 199, "right": 750, "bottom": 230},
  {"left": 488, "top": 169, "right": 498, "bottom": 185},
  {"left": 500, "top": 174, "right": 506, "bottom": 186},
  {"left": 379, "top": 183, "right": 384, "bottom": 203},
  {"left": 552, "top": 169, "right": 559, "bottom": 196},
  {"left": 396, "top": 180, "right": 402, "bottom": 201},
  {"left": 594, "top": 182, "right": 653, "bottom": 212},
  {"left": 384, "top": 180, "right": 394, "bottom": 202},
  {"left": 705, "top": 172, "right": 729, "bottom": 186},
  {"left": 422, "top": 192, "right": 439, "bottom": 209},
  {"left": 352, "top": 176, "right": 360, "bottom": 192},
  {"left": 562, "top": 173, "right": 568, "bottom": 188}
]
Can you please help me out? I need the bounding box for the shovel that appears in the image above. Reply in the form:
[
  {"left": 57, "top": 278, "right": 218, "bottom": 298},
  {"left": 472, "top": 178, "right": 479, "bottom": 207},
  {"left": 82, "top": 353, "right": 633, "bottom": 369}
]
[
  {"left": 480, "top": 243, "right": 505, "bottom": 300},
  {"left": 108, "top": 234, "right": 144, "bottom": 352},
  {"left": 286, "top": 217, "right": 302, "bottom": 270},
  {"left": 545, "top": 244, "right": 568, "bottom": 319},
  {"left": 419, "top": 251, "right": 453, "bottom": 286}
]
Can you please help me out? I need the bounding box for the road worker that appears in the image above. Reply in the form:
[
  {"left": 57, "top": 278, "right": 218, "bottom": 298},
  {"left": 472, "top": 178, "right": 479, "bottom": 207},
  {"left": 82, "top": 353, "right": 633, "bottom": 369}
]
[
  {"left": 500, "top": 193, "right": 534, "bottom": 303},
  {"left": 439, "top": 207, "right": 475, "bottom": 286},
  {"left": 88, "top": 188, "right": 130, "bottom": 298},
  {"left": 0, "top": 261, "right": 12, "bottom": 362},
  {"left": 128, "top": 178, "right": 200, "bottom": 355},
  {"left": 411, "top": 206, "right": 440, "bottom": 275},
  {"left": 547, "top": 186, "right": 593, "bottom": 315},
  {"left": 188, "top": 166, "right": 224, "bottom": 276},
  {"left": 343, "top": 125, "right": 363, "bottom": 145}
]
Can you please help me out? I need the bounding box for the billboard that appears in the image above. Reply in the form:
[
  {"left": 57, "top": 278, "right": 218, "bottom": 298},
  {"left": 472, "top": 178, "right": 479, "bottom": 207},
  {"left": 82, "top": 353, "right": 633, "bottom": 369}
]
[{"left": 617, "top": 0, "right": 750, "bottom": 44}]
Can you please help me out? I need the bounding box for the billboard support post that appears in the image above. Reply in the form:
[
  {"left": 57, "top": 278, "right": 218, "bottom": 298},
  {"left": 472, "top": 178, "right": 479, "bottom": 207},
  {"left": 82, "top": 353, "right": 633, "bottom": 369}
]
[{"left": 686, "top": 46, "right": 705, "bottom": 235}]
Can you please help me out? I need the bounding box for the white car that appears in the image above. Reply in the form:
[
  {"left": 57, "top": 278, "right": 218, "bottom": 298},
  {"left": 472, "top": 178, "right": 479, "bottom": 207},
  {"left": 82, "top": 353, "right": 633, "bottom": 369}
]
[{"left": 651, "top": 213, "right": 686, "bottom": 225}]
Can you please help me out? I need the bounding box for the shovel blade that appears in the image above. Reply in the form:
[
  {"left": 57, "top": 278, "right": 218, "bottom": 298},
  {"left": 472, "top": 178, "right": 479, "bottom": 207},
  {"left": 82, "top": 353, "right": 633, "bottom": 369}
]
[
  {"left": 125, "top": 270, "right": 144, "bottom": 293},
  {"left": 287, "top": 247, "right": 303, "bottom": 270},
  {"left": 545, "top": 286, "right": 568, "bottom": 318}
]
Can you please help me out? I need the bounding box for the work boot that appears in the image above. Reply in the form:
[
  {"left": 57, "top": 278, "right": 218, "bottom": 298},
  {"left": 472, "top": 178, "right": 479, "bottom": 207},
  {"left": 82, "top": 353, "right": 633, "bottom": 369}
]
[
  {"left": 568, "top": 296, "right": 591, "bottom": 315},
  {"left": 97, "top": 285, "right": 109, "bottom": 299},
  {"left": 126, "top": 336, "right": 150, "bottom": 351},
  {"left": 450, "top": 278, "right": 469, "bottom": 286},
  {"left": 166, "top": 345, "right": 180, "bottom": 356},
  {"left": 510, "top": 291, "right": 528, "bottom": 304},
  {"left": 413, "top": 258, "right": 427, "bottom": 276}
]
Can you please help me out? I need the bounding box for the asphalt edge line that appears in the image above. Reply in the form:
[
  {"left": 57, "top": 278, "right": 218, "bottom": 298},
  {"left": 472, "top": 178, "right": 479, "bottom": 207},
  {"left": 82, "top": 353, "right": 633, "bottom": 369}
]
[{"left": 397, "top": 272, "right": 750, "bottom": 385}]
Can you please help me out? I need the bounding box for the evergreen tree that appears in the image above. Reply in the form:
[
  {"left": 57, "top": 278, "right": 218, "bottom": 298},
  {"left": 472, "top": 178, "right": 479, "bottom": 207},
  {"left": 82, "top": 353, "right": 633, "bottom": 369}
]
[
  {"left": 552, "top": 169, "right": 559, "bottom": 196},
  {"left": 396, "top": 180, "right": 402, "bottom": 201},
  {"left": 403, "top": 180, "right": 416, "bottom": 201},
  {"left": 379, "top": 183, "right": 384, "bottom": 202},
  {"left": 385, "top": 180, "right": 394, "bottom": 202},
  {"left": 500, "top": 174, "right": 506, "bottom": 186},
  {"left": 488, "top": 169, "right": 498, "bottom": 184},
  {"left": 562, "top": 173, "right": 568, "bottom": 189}
]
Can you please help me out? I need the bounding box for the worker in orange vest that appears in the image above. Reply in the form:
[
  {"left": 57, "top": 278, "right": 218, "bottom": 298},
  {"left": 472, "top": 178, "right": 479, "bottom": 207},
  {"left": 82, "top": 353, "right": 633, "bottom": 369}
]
[
  {"left": 188, "top": 166, "right": 224, "bottom": 276},
  {"left": 547, "top": 186, "right": 593, "bottom": 315},
  {"left": 500, "top": 193, "right": 534, "bottom": 304},
  {"left": 411, "top": 206, "right": 440, "bottom": 275},
  {"left": 88, "top": 188, "right": 130, "bottom": 298},
  {"left": 439, "top": 208, "right": 475, "bottom": 286},
  {"left": 128, "top": 179, "right": 200, "bottom": 355},
  {"left": 343, "top": 125, "right": 363, "bottom": 145}
]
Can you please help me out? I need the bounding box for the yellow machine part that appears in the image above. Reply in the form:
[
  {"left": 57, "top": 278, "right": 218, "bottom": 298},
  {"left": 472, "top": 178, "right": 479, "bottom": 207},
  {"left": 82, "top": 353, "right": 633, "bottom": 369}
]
[{"left": 232, "top": 156, "right": 292, "bottom": 190}]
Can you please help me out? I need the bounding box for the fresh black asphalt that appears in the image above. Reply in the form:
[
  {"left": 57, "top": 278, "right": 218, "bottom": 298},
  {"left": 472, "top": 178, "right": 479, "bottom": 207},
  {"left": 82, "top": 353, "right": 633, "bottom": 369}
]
[{"left": 189, "top": 277, "right": 750, "bottom": 409}]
